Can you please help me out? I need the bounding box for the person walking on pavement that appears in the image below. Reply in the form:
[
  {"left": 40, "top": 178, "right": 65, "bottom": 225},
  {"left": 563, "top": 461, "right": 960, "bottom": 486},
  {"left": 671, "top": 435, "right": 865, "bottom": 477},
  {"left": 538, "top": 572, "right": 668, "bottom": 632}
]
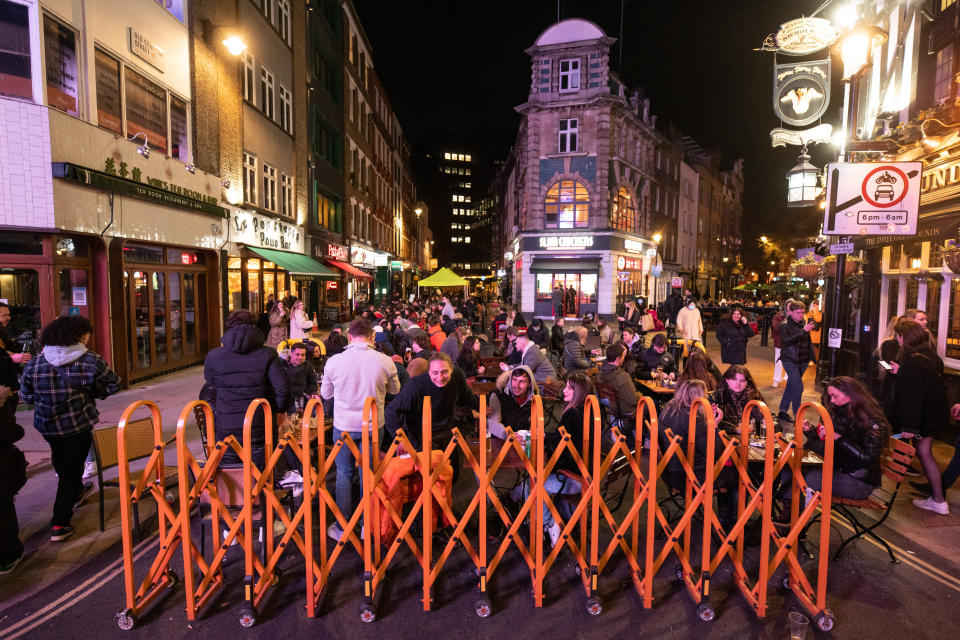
[
  {"left": 19, "top": 316, "right": 121, "bottom": 542},
  {"left": 0, "top": 347, "right": 27, "bottom": 572},
  {"left": 265, "top": 299, "right": 289, "bottom": 348},
  {"left": 288, "top": 299, "right": 314, "bottom": 340},
  {"left": 552, "top": 285, "right": 563, "bottom": 318},
  {"left": 0, "top": 302, "right": 31, "bottom": 365},
  {"left": 664, "top": 288, "right": 684, "bottom": 326},
  {"left": 676, "top": 298, "right": 704, "bottom": 344},
  {"left": 320, "top": 317, "right": 401, "bottom": 540},
  {"left": 771, "top": 302, "right": 788, "bottom": 388},
  {"left": 777, "top": 300, "right": 815, "bottom": 425},
  {"left": 716, "top": 304, "right": 755, "bottom": 365}
]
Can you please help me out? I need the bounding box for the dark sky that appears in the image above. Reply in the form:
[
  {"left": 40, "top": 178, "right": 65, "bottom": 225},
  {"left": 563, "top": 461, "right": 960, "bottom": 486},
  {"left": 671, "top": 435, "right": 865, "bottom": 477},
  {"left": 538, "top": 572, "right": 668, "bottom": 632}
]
[{"left": 355, "top": 0, "right": 838, "bottom": 254}]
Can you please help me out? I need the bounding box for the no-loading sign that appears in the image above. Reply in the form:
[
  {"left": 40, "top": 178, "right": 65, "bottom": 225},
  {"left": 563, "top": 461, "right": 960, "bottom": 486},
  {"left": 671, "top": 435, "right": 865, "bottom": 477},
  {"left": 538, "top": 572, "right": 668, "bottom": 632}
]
[
  {"left": 861, "top": 165, "right": 909, "bottom": 208},
  {"left": 823, "top": 161, "right": 922, "bottom": 236}
]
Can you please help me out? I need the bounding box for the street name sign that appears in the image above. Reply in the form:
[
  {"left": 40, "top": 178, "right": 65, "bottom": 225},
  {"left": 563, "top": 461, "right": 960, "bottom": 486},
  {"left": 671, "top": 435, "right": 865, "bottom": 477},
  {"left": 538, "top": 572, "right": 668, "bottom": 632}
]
[
  {"left": 822, "top": 162, "right": 922, "bottom": 236},
  {"left": 830, "top": 242, "right": 854, "bottom": 255}
]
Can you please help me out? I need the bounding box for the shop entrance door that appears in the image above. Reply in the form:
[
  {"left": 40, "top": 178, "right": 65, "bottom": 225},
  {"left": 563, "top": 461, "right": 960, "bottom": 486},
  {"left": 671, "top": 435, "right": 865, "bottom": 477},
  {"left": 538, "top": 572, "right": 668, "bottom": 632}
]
[{"left": 535, "top": 273, "right": 598, "bottom": 318}]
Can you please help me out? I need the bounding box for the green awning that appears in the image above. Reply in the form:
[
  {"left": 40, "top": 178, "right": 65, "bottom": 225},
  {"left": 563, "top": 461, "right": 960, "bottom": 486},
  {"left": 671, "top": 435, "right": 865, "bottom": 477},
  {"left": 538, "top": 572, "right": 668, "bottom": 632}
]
[{"left": 248, "top": 246, "right": 337, "bottom": 277}]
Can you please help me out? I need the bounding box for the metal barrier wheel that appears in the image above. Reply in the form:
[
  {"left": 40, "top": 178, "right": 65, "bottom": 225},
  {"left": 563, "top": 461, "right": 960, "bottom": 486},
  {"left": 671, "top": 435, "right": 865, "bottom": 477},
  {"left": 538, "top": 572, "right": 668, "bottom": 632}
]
[
  {"left": 474, "top": 599, "right": 492, "bottom": 618},
  {"left": 586, "top": 596, "right": 603, "bottom": 616},
  {"left": 675, "top": 564, "right": 684, "bottom": 581},
  {"left": 238, "top": 608, "right": 257, "bottom": 628},
  {"left": 116, "top": 610, "right": 135, "bottom": 631},
  {"left": 782, "top": 575, "right": 792, "bottom": 590},
  {"left": 165, "top": 571, "right": 179, "bottom": 591},
  {"left": 359, "top": 603, "right": 377, "bottom": 623},
  {"left": 697, "top": 602, "right": 716, "bottom": 622},
  {"left": 816, "top": 611, "right": 836, "bottom": 632}
]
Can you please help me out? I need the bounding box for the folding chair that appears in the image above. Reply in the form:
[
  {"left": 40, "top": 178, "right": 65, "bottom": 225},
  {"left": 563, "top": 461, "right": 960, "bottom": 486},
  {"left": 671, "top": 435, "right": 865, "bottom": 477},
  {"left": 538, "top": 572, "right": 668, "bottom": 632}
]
[
  {"left": 92, "top": 419, "right": 178, "bottom": 540},
  {"left": 831, "top": 437, "right": 916, "bottom": 563}
]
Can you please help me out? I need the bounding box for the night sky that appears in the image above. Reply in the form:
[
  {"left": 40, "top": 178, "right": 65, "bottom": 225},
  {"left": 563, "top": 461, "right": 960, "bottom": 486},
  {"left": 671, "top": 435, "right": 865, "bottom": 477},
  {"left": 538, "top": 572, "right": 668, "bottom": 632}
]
[{"left": 356, "top": 0, "right": 840, "bottom": 265}]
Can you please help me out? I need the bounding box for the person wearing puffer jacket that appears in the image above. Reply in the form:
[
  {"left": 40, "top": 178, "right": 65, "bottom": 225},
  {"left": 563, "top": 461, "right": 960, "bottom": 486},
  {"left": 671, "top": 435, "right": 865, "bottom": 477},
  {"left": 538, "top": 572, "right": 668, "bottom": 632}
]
[
  {"left": 562, "top": 326, "right": 592, "bottom": 373},
  {"left": 200, "top": 310, "right": 291, "bottom": 467},
  {"left": 19, "top": 316, "right": 120, "bottom": 542},
  {"left": 486, "top": 365, "right": 538, "bottom": 440}
]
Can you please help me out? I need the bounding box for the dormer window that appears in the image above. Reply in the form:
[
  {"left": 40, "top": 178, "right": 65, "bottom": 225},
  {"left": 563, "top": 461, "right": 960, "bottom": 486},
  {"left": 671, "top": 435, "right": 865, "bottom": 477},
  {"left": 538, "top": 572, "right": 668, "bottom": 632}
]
[{"left": 559, "top": 58, "right": 580, "bottom": 92}]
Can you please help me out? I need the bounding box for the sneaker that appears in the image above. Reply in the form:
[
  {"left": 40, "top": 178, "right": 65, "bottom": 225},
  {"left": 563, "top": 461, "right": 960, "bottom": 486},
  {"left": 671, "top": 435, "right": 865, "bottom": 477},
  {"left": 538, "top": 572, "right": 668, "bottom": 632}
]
[
  {"left": 913, "top": 497, "right": 949, "bottom": 515},
  {"left": 546, "top": 522, "right": 562, "bottom": 548},
  {"left": 771, "top": 382, "right": 779, "bottom": 388},
  {"left": 327, "top": 523, "right": 344, "bottom": 542},
  {"left": 50, "top": 525, "right": 75, "bottom": 542},
  {"left": 904, "top": 468, "right": 924, "bottom": 478},
  {"left": 82, "top": 461, "right": 98, "bottom": 479},
  {"left": 0, "top": 554, "right": 23, "bottom": 575},
  {"left": 279, "top": 470, "right": 303, "bottom": 487},
  {"left": 74, "top": 482, "right": 94, "bottom": 508}
]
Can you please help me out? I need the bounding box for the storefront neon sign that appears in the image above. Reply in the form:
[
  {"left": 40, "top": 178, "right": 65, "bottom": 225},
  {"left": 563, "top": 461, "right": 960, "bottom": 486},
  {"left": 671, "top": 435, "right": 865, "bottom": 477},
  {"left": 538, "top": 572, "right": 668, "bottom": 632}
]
[{"left": 538, "top": 235, "right": 594, "bottom": 250}]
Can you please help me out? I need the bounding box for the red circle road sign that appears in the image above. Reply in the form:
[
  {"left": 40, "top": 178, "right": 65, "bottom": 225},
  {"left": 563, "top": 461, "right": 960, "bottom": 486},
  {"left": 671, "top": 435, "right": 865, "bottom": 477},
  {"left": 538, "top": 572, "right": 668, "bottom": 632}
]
[{"left": 861, "top": 165, "right": 909, "bottom": 208}]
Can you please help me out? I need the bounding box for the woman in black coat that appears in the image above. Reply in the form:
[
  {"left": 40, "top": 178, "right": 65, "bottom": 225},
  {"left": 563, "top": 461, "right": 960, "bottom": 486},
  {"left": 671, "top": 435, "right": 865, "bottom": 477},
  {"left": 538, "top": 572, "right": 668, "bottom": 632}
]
[
  {"left": 526, "top": 318, "right": 550, "bottom": 349},
  {"left": 891, "top": 319, "right": 950, "bottom": 514},
  {"left": 550, "top": 317, "right": 566, "bottom": 355},
  {"left": 715, "top": 306, "right": 755, "bottom": 365}
]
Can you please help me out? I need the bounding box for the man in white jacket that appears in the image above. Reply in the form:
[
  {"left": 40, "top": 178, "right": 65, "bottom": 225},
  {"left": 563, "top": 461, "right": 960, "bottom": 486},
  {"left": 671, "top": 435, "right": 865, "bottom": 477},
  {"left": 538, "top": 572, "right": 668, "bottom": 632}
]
[
  {"left": 320, "top": 317, "right": 400, "bottom": 541},
  {"left": 675, "top": 298, "right": 704, "bottom": 343}
]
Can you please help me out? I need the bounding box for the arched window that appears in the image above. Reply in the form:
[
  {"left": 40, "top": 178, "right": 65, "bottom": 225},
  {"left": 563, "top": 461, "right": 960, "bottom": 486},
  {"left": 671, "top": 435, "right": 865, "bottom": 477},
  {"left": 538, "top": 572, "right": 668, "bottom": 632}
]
[
  {"left": 544, "top": 179, "right": 589, "bottom": 229},
  {"left": 610, "top": 187, "right": 637, "bottom": 231}
]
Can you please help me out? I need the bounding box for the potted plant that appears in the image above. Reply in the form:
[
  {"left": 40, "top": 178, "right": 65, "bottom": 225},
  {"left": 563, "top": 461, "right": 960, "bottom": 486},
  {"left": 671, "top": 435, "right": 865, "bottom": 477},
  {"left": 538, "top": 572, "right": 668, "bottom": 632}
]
[
  {"left": 941, "top": 239, "right": 960, "bottom": 274},
  {"left": 791, "top": 254, "right": 822, "bottom": 280},
  {"left": 821, "top": 254, "right": 860, "bottom": 279}
]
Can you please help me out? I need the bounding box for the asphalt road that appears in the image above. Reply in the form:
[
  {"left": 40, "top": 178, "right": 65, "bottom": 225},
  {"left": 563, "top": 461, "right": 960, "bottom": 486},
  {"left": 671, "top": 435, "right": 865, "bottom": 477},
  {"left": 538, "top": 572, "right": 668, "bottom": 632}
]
[{"left": 2, "top": 482, "right": 959, "bottom": 640}]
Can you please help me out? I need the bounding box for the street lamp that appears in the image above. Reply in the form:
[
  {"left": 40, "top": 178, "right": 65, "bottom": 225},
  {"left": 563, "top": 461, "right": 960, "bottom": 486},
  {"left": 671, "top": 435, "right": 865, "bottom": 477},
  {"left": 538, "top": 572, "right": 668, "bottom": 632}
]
[
  {"left": 786, "top": 149, "right": 820, "bottom": 207},
  {"left": 221, "top": 36, "right": 247, "bottom": 56},
  {"left": 414, "top": 207, "right": 422, "bottom": 218},
  {"left": 760, "top": 236, "right": 768, "bottom": 244}
]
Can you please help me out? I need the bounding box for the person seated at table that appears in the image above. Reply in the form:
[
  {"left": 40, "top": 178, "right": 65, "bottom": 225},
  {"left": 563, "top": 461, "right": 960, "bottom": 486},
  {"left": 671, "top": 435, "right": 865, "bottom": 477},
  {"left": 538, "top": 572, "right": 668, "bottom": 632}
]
[
  {"left": 598, "top": 344, "right": 639, "bottom": 429},
  {"left": 510, "top": 372, "right": 594, "bottom": 548},
  {"left": 563, "top": 326, "right": 593, "bottom": 373},
  {"left": 777, "top": 376, "right": 890, "bottom": 525},
  {"left": 715, "top": 365, "right": 766, "bottom": 435},
  {"left": 427, "top": 314, "right": 446, "bottom": 352},
  {"left": 324, "top": 324, "right": 347, "bottom": 357},
  {"left": 635, "top": 334, "right": 678, "bottom": 381},
  {"left": 659, "top": 379, "right": 738, "bottom": 531},
  {"left": 440, "top": 319, "right": 470, "bottom": 362},
  {"left": 500, "top": 332, "right": 556, "bottom": 387},
  {"left": 581, "top": 313, "right": 600, "bottom": 337},
  {"left": 455, "top": 335, "right": 486, "bottom": 379},
  {"left": 410, "top": 333, "right": 432, "bottom": 363},
  {"left": 502, "top": 326, "right": 522, "bottom": 366},
  {"left": 386, "top": 352, "right": 480, "bottom": 453},
  {"left": 526, "top": 318, "right": 550, "bottom": 350},
  {"left": 487, "top": 365, "right": 538, "bottom": 439},
  {"left": 596, "top": 316, "right": 613, "bottom": 349},
  {"left": 550, "top": 317, "right": 566, "bottom": 357},
  {"left": 678, "top": 349, "right": 719, "bottom": 392}
]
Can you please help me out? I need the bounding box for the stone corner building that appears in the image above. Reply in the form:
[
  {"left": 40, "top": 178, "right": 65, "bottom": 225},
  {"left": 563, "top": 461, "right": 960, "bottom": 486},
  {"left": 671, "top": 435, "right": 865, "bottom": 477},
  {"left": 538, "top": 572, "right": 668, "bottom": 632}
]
[{"left": 500, "top": 18, "right": 678, "bottom": 319}]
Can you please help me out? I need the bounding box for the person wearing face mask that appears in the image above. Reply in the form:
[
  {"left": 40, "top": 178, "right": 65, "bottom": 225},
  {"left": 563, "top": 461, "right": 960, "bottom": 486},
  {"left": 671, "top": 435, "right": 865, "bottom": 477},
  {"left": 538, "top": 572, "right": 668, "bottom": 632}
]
[
  {"left": 676, "top": 298, "right": 704, "bottom": 344},
  {"left": 777, "top": 300, "right": 815, "bottom": 424}
]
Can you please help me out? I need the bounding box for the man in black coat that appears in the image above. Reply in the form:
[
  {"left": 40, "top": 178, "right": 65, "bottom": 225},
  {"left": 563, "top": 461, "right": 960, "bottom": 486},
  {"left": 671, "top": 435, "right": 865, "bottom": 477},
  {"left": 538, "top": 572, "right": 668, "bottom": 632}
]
[
  {"left": 663, "top": 289, "right": 684, "bottom": 325},
  {"left": 0, "top": 348, "right": 26, "bottom": 573},
  {"left": 201, "top": 310, "right": 291, "bottom": 466}
]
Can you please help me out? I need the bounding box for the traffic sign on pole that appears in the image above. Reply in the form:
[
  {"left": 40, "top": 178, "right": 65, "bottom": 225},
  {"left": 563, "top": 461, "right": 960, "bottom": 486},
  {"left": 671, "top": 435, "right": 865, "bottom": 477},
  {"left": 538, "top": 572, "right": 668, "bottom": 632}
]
[{"left": 822, "top": 162, "right": 922, "bottom": 235}]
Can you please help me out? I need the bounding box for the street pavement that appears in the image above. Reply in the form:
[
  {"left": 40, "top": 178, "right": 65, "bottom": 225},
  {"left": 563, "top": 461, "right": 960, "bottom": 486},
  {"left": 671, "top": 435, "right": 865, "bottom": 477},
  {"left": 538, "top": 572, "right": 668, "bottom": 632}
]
[{"left": 2, "top": 329, "right": 959, "bottom": 639}]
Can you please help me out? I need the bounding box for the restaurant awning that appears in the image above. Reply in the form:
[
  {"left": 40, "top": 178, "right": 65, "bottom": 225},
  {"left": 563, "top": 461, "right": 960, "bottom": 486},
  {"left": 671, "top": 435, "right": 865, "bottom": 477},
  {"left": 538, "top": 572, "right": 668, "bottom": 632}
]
[
  {"left": 326, "top": 259, "right": 374, "bottom": 281},
  {"left": 248, "top": 247, "right": 337, "bottom": 277},
  {"left": 529, "top": 257, "right": 602, "bottom": 273}
]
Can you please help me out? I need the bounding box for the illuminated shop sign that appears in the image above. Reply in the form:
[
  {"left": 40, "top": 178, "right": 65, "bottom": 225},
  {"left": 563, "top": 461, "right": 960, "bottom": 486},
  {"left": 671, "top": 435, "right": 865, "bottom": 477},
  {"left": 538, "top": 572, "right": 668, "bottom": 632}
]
[
  {"left": 616, "top": 255, "right": 643, "bottom": 271},
  {"left": 624, "top": 239, "right": 645, "bottom": 254},
  {"left": 538, "top": 235, "right": 594, "bottom": 250},
  {"left": 313, "top": 242, "right": 349, "bottom": 262},
  {"left": 232, "top": 210, "right": 303, "bottom": 251}
]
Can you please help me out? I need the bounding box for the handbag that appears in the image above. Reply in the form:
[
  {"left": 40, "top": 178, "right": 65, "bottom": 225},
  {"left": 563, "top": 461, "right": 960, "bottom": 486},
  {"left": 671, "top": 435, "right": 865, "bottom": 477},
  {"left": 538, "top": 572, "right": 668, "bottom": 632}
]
[{"left": 640, "top": 314, "right": 655, "bottom": 332}]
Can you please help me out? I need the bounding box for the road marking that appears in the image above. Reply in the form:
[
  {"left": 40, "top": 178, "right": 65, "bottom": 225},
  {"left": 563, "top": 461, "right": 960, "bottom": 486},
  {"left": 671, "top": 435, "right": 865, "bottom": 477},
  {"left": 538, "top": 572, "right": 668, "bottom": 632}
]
[
  {"left": 829, "top": 516, "right": 960, "bottom": 593},
  {"left": 0, "top": 536, "right": 159, "bottom": 639}
]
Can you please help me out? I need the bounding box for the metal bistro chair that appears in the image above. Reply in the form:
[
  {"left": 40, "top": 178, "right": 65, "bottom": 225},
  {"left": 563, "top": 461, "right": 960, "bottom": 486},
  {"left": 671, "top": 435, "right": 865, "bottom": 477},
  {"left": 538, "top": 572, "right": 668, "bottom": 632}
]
[
  {"left": 830, "top": 437, "right": 917, "bottom": 563},
  {"left": 92, "top": 419, "right": 178, "bottom": 541}
]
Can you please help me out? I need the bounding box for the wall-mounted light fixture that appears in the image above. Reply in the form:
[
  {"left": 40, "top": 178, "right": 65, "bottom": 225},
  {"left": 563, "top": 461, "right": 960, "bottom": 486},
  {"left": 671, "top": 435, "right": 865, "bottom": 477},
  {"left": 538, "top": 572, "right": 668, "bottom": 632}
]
[{"left": 127, "top": 132, "right": 150, "bottom": 158}]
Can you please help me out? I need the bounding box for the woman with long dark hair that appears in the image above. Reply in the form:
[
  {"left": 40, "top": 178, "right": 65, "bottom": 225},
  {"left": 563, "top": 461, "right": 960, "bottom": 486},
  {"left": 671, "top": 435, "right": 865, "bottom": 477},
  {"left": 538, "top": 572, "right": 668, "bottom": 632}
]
[
  {"left": 678, "top": 349, "right": 719, "bottom": 392},
  {"left": 455, "top": 335, "right": 485, "bottom": 379},
  {"left": 715, "top": 365, "right": 766, "bottom": 434},
  {"left": 716, "top": 305, "right": 755, "bottom": 365},
  {"left": 892, "top": 319, "right": 950, "bottom": 514},
  {"left": 502, "top": 326, "right": 521, "bottom": 366}
]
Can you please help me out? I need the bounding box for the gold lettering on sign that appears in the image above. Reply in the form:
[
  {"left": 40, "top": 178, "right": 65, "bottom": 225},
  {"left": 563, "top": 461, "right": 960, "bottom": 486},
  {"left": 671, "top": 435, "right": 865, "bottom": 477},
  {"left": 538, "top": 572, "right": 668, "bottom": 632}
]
[{"left": 921, "top": 162, "right": 960, "bottom": 194}]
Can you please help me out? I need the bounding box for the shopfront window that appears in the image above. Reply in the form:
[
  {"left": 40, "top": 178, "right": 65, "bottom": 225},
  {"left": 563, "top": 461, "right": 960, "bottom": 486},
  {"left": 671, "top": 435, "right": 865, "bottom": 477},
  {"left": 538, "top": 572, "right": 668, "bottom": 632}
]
[
  {"left": 0, "top": 268, "right": 41, "bottom": 345},
  {"left": 248, "top": 269, "right": 261, "bottom": 315},
  {"left": 152, "top": 272, "right": 166, "bottom": 365},
  {"left": 544, "top": 179, "right": 589, "bottom": 229},
  {"left": 888, "top": 244, "right": 902, "bottom": 270},
  {"left": 134, "top": 270, "right": 151, "bottom": 369},
  {"left": 886, "top": 278, "right": 900, "bottom": 326},
  {"left": 927, "top": 279, "right": 942, "bottom": 338},
  {"left": 537, "top": 273, "right": 598, "bottom": 315},
  {"left": 183, "top": 273, "right": 196, "bottom": 355},
  {"left": 228, "top": 259, "right": 242, "bottom": 312},
  {"left": 906, "top": 279, "right": 919, "bottom": 311},
  {"left": 169, "top": 273, "right": 182, "bottom": 360},
  {"left": 57, "top": 268, "right": 90, "bottom": 318}
]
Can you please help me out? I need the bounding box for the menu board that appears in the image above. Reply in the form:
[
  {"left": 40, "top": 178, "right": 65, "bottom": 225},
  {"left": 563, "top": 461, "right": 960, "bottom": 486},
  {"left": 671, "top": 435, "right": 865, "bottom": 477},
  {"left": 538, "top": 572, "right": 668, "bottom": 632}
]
[
  {"left": 94, "top": 49, "right": 123, "bottom": 134},
  {"left": 43, "top": 15, "right": 79, "bottom": 116},
  {"left": 124, "top": 67, "right": 167, "bottom": 154}
]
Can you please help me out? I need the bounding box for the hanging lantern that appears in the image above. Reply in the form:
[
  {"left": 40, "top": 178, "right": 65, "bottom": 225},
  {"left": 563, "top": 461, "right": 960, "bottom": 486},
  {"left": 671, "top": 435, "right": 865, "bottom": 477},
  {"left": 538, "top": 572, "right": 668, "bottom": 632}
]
[{"left": 786, "top": 150, "right": 820, "bottom": 207}]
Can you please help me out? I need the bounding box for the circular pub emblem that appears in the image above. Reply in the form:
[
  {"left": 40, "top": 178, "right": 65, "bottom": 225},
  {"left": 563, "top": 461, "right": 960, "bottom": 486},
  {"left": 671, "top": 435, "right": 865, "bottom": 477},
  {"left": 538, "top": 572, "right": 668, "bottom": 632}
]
[{"left": 861, "top": 165, "right": 909, "bottom": 208}]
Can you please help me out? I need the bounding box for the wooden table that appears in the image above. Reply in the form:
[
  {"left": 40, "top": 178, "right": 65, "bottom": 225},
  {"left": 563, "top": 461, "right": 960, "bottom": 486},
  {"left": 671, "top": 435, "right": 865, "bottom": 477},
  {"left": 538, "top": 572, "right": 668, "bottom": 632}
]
[
  {"left": 637, "top": 379, "right": 676, "bottom": 395},
  {"left": 469, "top": 380, "right": 497, "bottom": 396},
  {"left": 745, "top": 442, "right": 823, "bottom": 466}
]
